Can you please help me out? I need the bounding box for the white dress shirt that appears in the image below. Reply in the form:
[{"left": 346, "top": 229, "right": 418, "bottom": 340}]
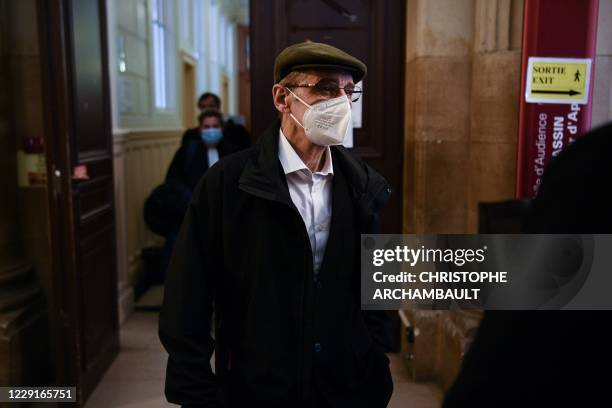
[
  {"left": 207, "top": 146, "right": 219, "bottom": 167},
  {"left": 278, "top": 129, "right": 333, "bottom": 275}
]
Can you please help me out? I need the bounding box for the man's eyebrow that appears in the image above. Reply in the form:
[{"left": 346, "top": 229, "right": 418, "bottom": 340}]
[{"left": 315, "top": 77, "right": 340, "bottom": 85}]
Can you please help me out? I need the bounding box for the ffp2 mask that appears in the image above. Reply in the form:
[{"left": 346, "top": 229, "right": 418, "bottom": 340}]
[{"left": 286, "top": 88, "right": 352, "bottom": 146}]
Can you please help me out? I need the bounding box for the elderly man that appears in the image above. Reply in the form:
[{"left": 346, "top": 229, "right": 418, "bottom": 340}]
[{"left": 159, "top": 41, "right": 393, "bottom": 408}]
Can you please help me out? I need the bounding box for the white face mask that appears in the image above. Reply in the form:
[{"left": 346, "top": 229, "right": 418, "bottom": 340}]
[{"left": 286, "top": 88, "right": 352, "bottom": 146}]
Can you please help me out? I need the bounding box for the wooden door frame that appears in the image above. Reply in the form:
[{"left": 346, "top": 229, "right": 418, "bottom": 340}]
[
  {"left": 37, "top": 0, "right": 118, "bottom": 404},
  {"left": 37, "top": 0, "right": 80, "bottom": 393},
  {"left": 181, "top": 51, "right": 197, "bottom": 128}
]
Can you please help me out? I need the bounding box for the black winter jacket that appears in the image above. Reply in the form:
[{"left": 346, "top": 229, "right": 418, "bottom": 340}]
[{"left": 159, "top": 120, "right": 394, "bottom": 408}]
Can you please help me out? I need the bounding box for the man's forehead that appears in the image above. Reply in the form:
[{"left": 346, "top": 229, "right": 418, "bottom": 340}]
[{"left": 299, "top": 69, "right": 354, "bottom": 84}]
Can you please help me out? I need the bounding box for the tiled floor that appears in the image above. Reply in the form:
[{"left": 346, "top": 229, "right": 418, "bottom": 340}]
[{"left": 85, "top": 312, "right": 442, "bottom": 408}]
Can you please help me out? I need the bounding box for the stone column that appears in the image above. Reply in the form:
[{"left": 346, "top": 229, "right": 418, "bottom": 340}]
[
  {"left": 402, "top": 1, "right": 477, "bottom": 389},
  {"left": 401, "top": 0, "right": 524, "bottom": 390},
  {"left": 404, "top": 0, "right": 475, "bottom": 234}
]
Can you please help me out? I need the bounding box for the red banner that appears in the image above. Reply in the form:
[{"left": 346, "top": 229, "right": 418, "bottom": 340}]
[{"left": 516, "top": 0, "right": 599, "bottom": 198}]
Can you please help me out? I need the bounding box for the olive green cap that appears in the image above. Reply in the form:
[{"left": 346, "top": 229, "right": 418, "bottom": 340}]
[{"left": 274, "top": 41, "right": 367, "bottom": 83}]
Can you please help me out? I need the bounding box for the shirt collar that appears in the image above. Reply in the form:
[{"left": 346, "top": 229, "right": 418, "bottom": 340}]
[{"left": 278, "top": 128, "right": 333, "bottom": 176}]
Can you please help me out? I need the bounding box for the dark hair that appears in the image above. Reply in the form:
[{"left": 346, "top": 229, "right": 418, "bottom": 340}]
[
  {"left": 198, "top": 109, "right": 224, "bottom": 126},
  {"left": 198, "top": 92, "right": 221, "bottom": 108}
]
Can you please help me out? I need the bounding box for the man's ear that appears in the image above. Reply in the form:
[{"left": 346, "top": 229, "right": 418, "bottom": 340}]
[{"left": 272, "top": 84, "right": 290, "bottom": 113}]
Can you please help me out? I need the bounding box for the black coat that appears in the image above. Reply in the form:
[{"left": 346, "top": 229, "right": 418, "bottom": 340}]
[
  {"left": 166, "top": 137, "right": 240, "bottom": 192},
  {"left": 144, "top": 139, "right": 238, "bottom": 239},
  {"left": 159, "top": 120, "right": 394, "bottom": 408}
]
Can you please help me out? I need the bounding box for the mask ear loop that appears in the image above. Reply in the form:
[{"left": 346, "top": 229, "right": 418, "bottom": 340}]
[
  {"left": 285, "top": 87, "right": 312, "bottom": 130},
  {"left": 285, "top": 87, "right": 312, "bottom": 108}
]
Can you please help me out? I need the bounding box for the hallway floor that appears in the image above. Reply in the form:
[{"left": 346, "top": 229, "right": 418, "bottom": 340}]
[{"left": 85, "top": 312, "right": 443, "bottom": 408}]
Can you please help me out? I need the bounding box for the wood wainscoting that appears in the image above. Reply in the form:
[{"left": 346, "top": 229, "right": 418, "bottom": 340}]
[{"left": 113, "top": 129, "right": 181, "bottom": 321}]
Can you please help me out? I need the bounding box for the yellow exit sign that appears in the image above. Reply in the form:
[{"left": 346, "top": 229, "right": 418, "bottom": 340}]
[{"left": 525, "top": 57, "right": 592, "bottom": 104}]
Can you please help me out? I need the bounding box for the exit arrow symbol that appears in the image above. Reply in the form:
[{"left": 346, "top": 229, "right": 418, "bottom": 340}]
[{"left": 532, "top": 89, "right": 581, "bottom": 96}]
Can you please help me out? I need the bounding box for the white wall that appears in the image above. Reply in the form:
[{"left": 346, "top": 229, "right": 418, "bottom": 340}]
[
  {"left": 107, "top": 0, "right": 244, "bottom": 131},
  {"left": 106, "top": 0, "right": 246, "bottom": 321}
]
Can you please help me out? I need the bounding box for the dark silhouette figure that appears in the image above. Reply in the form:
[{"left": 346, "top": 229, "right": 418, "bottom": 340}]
[{"left": 444, "top": 122, "right": 612, "bottom": 407}]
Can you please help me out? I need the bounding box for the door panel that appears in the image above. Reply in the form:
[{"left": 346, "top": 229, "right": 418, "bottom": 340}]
[
  {"left": 67, "top": 0, "right": 118, "bottom": 400},
  {"left": 251, "top": 0, "right": 404, "bottom": 233},
  {"left": 80, "top": 223, "right": 116, "bottom": 369},
  {"left": 37, "top": 0, "right": 118, "bottom": 403},
  {"left": 71, "top": 2, "right": 110, "bottom": 158}
]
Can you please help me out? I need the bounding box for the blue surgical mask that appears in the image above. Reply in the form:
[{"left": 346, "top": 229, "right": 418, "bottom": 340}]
[{"left": 201, "top": 128, "right": 223, "bottom": 145}]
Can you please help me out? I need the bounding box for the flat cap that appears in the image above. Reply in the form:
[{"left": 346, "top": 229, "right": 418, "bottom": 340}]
[{"left": 274, "top": 41, "right": 367, "bottom": 83}]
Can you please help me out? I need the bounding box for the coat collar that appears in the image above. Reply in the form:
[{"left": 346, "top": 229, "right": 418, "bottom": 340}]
[
  {"left": 238, "top": 119, "right": 392, "bottom": 212},
  {"left": 237, "top": 120, "right": 292, "bottom": 206}
]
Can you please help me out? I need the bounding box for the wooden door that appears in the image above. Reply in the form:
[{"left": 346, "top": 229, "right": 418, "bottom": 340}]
[
  {"left": 250, "top": 0, "right": 405, "bottom": 233},
  {"left": 38, "top": 0, "right": 118, "bottom": 404}
]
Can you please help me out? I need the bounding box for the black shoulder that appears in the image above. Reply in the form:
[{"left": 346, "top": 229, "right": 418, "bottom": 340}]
[{"left": 181, "top": 127, "right": 200, "bottom": 145}]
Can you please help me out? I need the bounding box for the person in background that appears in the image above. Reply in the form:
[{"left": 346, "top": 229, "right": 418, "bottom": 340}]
[
  {"left": 197, "top": 91, "right": 222, "bottom": 112},
  {"left": 154, "top": 110, "right": 240, "bottom": 280},
  {"left": 182, "top": 92, "right": 252, "bottom": 149},
  {"left": 167, "top": 109, "right": 239, "bottom": 191}
]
